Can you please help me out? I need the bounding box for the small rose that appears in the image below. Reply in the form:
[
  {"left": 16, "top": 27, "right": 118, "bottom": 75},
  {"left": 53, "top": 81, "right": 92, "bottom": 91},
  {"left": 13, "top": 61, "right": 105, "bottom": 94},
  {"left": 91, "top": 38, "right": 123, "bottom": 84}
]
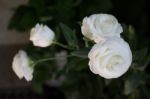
[
  {"left": 30, "top": 23, "right": 55, "bottom": 47},
  {"left": 12, "top": 50, "right": 33, "bottom": 81},
  {"left": 88, "top": 37, "right": 132, "bottom": 79},
  {"left": 81, "top": 14, "right": 123, "bottom": 43}
]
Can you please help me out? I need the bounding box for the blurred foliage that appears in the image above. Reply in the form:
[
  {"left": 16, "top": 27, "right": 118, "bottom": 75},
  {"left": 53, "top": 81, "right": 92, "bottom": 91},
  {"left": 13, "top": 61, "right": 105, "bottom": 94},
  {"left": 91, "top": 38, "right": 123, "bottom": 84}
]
[{"left": 8, "top": 0, "right": 150, "bottom": 99}]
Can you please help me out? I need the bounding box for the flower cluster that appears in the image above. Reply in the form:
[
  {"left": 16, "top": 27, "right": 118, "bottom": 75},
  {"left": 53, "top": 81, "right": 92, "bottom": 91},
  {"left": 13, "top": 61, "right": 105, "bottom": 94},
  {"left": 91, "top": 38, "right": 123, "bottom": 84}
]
[
  {"left": 12, "top": 13, "right": 132, "bottom": 81},
  {"left": 12, "top": 24, "right": 55, "bottom": 81},
  {"left": 81, "top": 14, "right": 132, "bottom": 79}
]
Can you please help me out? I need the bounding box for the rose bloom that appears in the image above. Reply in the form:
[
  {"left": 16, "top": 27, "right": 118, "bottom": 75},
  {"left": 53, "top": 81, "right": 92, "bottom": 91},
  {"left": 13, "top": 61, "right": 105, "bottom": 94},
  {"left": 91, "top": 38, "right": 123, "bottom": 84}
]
[
  {"left": 88, "top": 37, "right": 132, "bottom": 79},
  {"left": 30, "top": 23, "right": 55, "bottom": 47},
  {"left": 81, "top": 14, "right": 123, "bottom": 43},
  {"left": 12, "top": 50, "right": 33, "bottom": 81}
]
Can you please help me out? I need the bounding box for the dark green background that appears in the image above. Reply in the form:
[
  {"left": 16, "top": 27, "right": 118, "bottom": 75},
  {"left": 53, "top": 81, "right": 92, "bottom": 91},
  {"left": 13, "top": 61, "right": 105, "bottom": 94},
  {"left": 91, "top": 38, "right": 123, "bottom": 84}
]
[{"left": 8, "top": 0, "right": 150, "bottom": 99}]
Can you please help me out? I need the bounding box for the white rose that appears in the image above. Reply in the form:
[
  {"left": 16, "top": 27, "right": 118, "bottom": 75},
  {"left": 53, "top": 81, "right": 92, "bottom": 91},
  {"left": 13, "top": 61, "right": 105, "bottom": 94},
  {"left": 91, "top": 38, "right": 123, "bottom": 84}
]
[
  {"left": 30, "top": 23, "right": 55, "bottom": 47},
  {"left": 88, "top": 37, "right": 132, "bottom": 79},
  {"left": 81, "top": 14, "right": 123, "bottom": 43},
  {"left": 12, "top": 50, "right": 33, "bottom": 81}
]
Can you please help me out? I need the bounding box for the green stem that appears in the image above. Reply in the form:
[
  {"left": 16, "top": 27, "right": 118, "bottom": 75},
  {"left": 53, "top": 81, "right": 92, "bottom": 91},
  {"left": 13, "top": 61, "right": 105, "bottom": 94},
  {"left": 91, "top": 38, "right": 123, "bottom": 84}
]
[
  {"left": 53, "top": 41, "right": 70, "bottom": 49},
  {"left": 34, "top": 57, "right": 55, "bottom": 66},
  {"left": 32, "top": 55, "right": 73, "bottom": 67},
  {"left": 85, "top": 40, "right": 89, "bottom": 47},
  {"left": 83, "top": 37, "right": 89, "bottom": 47}
]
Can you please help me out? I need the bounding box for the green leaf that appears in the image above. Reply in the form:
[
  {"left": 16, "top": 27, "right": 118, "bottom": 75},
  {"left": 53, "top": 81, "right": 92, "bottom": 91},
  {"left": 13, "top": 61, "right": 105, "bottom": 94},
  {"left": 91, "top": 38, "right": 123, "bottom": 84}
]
[
  {"left": 32, "top": 61, "right": 56, "bottom": 93},
  {"left": 29, "top": 0, "right": 50, "bottom": 16},
  {"left": 133, "top": 48, "right": 148, "bottom": 61},
  {"left": 128, "top": 25, "right": 136, "bottom": 40},
  {"left": 124, "top": 72, "right": 144, "bottom": 95},
  {"left": 132, "top": 48, "right": 150, "bottom": 71},
  {"left": 122, "top": 25, "right": 138, "bottom": 49},
  {"left": 64, "top": 57, "right": 88, "bottom": 72},
  {"left": 54, "top": 26, "right": 61, "bottom": 41},
  {"left": 59, "top": 23, "right": 78, "bottom": 48},
  {"left": 140, "top": 86, "right": 150, "bottom": 99},
  {"left": 8, "top": 5, "right": 38, "bottom": 31}
]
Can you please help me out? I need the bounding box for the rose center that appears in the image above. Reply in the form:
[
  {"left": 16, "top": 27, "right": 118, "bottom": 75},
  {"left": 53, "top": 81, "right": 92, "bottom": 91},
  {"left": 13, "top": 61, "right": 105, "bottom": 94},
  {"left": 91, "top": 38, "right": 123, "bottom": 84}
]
[{"left": 106, "top": 55, "right": 123, "bottom": 70}]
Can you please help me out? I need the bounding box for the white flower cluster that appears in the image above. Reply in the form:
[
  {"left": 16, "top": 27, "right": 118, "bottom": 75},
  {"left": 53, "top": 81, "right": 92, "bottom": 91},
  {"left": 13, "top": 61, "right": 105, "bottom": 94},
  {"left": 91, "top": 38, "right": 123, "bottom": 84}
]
[
  {"left": 81, "top": 14, "right": 132, "bottom": 79},
  {"left": 12, "top": 24, "right": 55, "bottom": 81},
  {"left": 12, "top": 13, "right": 132, "bottom": 82}
]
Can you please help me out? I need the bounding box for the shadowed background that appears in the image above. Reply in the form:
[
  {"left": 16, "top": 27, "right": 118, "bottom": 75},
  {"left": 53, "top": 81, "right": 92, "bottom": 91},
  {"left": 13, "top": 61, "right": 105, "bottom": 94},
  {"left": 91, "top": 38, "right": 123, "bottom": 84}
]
[{"left": 0, "top": 0, "right": 149, "bottom": 99}]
